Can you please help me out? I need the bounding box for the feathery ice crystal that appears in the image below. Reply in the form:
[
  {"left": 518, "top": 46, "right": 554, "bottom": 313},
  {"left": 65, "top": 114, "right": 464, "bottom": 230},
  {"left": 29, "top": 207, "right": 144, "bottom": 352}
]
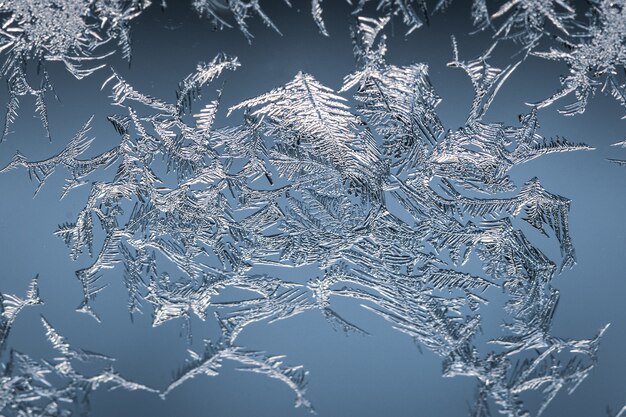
[{"left": 1, "top": 16, "right": 607, "bottom": 417}]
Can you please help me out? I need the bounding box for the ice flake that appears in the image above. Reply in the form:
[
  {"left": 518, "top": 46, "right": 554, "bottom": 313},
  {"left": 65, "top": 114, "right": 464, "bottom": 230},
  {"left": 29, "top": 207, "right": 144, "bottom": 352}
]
[{"left": 490, "top": 0, "right": 576, "bottom": 46}]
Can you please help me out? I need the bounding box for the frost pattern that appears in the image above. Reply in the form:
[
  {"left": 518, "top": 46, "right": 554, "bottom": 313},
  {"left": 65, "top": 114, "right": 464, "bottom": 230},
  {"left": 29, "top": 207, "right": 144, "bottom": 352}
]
[
  {"left": 192, "top": 0, "right": 288, "bottom": 40},
  {"left": 531, "top": 0, "right": 626, "bottom": 115},
  {"left": 609, "top": 138, "right": 626, "bottom": 166},
  {"left": 184, "top": 0, "right": 626, "bottom": 116},
  {"left": 352, "top": 0, "right": 429, "bottom": 34},
  {"left": 489, "top": 0, "right": 576, "bottom": 44},
  {"left": 2, "top": 0, "right": 625, "bottom": 145},
  {"left": 1, "top": 14, "right": 609, "bottom": 416},
  {"left": 178, "top": 0, "right": 626, "bottom": 123},
  {"left": 0, "top": 0, "right": 150, "bottom": 139},
  {"left": 0, "top": 313, "right": 158, "bottom": 417},
  {"left": 191, "top": 0, "right": 429, "bottom": 39},
  {"left": 0, "top": 276, "right": 41, "bottom": 351},
  {"left": 435, "top": 0, "right": 576, "bottom": 47},
  {"left": 432, "top": 1, "right": 626, "bottom": 116}
]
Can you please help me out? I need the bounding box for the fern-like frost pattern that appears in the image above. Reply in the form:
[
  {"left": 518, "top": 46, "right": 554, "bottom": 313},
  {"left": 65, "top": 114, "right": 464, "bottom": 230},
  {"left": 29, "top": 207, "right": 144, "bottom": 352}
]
[
  {"left": 0, "top": 14, "right": 609, "bottom": 416},
  {"left": 0, "top": 0, "right": 149, "bottom": 139},
  {"left": 1, "top": 1, "right": 622, "bottom": 416}
]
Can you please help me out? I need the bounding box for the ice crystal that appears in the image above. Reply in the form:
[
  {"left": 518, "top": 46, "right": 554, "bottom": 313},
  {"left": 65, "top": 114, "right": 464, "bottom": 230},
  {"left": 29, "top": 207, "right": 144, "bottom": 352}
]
[
  {"left": 484, "top": 0, "right": 577, "bottom": 49},
  {"left": 0, "top": 12, "right": 608, "bottom": 417},
  {"left": 532, "top": 0, "right": 626, "bottom": 115},
  {"left": 191, "top": 0, "right": 428, "bottom": 39},
  {"left": 192, "top": 0, "right": 288, "bottom": 40},
  {"left": 0, "top": 314, "right": 157, "bottom": 417},
  {"left": 190, "top": 0, "right": 579, "bottom": 45},
  {"left": 0, "top": 0, "right": 150, "bottom": 139},
  {"left": 162, "top": 337, "right": 312, "bottom": 411},
  {"left": 492, "top": 0, "right": 575, "bottom": 46},
  {"left": 0, "top": 276, "right": 41, "bottom": 351},
  {"left": 433, "top": 0, "right": 576, "bottom": 48},
  {"left": 352, "top": 0, "right": 429, "bottom": 34}
]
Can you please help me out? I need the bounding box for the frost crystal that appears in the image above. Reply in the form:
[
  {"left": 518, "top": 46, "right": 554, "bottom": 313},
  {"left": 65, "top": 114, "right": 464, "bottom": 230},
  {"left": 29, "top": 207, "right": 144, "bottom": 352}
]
[
  {"left": 192, "top": 0, "right": 288, "bottom": 40},
  {"left": 532, "top": 0, "right": 626, "bottom": 115},
  {"left": 352, "top": 0, "right": 429, "bottom": 34},
  {"left": 433, "top": 0, "right": 576, "bottom": 47},
  {"left": 0, "top": 314, "right": 157, "bottom": 417},
  {"left": 0, "top": 0, "right": 150, "bottom": 139},
  {"left": 191, "top": 0, "right": 429, "bottom": 39},
  {"left": 609, "top": 138, "right": 626, "bottom": 165},
  {"left": 0, "top": 276, "right": 41, "bottom": 351},
  {"left": 488, "top": 0, "right": 576, "bottom": 46},
  {"left": 2, "top": 14, "right": 607, "bottom": 415}
]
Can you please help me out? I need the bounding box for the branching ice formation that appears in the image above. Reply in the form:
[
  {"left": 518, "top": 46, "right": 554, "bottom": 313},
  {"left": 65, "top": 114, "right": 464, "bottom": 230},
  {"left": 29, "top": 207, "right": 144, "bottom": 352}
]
[
  {"left": 0, "top": 276, "right": 41, "bottom": 351},
  {"left": 609, "top": 138, "right": 626, "bottom": 166},
  {"left": 0, "top": 314, "right": 158, "bottom": 417},
  {"left": 0, "top": 0, "right": 150, "bottom": 139},
  {"left": 0, "top": 278, "right": 157, "bottom": 416},
  {"left": 352, "top": 0, "right": 429, "bottom": 34},
  {"left": 178, "top": 0, "right": 626, "bottom": 123},
  {"left": 1, "top": 13, "right": 608, "bottom": 416},
  {"left": 531, "top": 0, "right": 626, "bottom": 115},
  {"left": 489, "top": 0, "right": 576, "bottom": 44},
  {"left": 163, "top": 336, "right": 312, "bottom": 411},
  {"left": 435, "top": 0, "right": 576, "bottom": 47},
  {"left": 192, "top": 0, "right": 289, "bottom": 40},
  {"left": 186, "top": 0, "right": 626, "bottom": 117},
  {"left": 191, "top": 0, "right": 429, "bottom": 39},
  {"left": 429, "top": 1, "right": 626, "bottom": 117},
  {"left": 1, "top": 0, "right": 624, "bottom": 144}
]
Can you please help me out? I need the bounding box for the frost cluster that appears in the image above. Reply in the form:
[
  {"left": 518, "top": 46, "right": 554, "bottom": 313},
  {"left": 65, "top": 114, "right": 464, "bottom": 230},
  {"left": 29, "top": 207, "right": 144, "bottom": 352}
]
[
  {"left": 0, "top": 0, "right": 150, "bottom": 139},
  {"left": 1, "top": 16, "right": 610, "bottom": 416},
  {"left": 0, "top": 280, "right": 158, "bottom": 417},
  {"left": 0, "top": 1, "right": 623, "bottom": 416}
]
